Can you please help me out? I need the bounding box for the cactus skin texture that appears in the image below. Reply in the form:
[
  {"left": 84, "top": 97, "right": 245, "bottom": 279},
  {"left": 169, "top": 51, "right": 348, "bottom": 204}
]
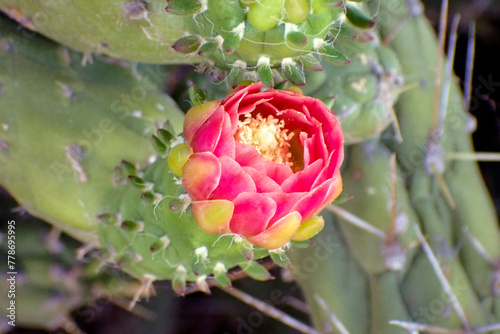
[
  {"left": 167, "top": 0, "right": 378, "bottom": 86},
  {"left": 0, "top": 0, "right": 198, "bottom": 63},
  {"left": 288, "top": 0, "right": 500, "bottom": 333},
  {"left": 0, "top": 16, "right": 272, "bottom": 293},
  {"left": 0, "top": 17, "right": 185, "bottom": 243}
]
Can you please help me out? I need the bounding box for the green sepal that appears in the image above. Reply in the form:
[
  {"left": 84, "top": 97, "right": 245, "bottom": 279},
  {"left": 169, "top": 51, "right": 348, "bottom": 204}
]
[
  {"left": 274, "top": 81, "right": 289, "bottom": 90},
  {"left": 157, "top": 128, "right": 175, "bottom": 145},
  {"left": 214, "top": 263, "right": 232, "bottom": 288},
  {"left": 286, "top": 31, "right": 309, "bottom": 48},
  {"left": 149, "top": 236, "right": 170, "bottom": 253},
  {"left": 97, "top": 213, "right": 119, "bottom": 225},
  {"left": 128, "top": 175, "right": 149, "bottom": 190},
  {"left": 317, "top": 42, "right": 351, "bottom": 65},
  {"left": 270, "top": 251, "right": 291, "bottom": 268},
  {"left": 172, "top": 265, "right": 188, "bottom": 295},
  {"left": 121, "top": 160, "right": 137, "bottom": 176},
  {"left": 239, "top": 261, "right": 274, "bottom": 281},
  {"left": 188, "top": 84, "right": 207, "bottom": 106},
  {"left": 234, "top": 239, "right": 255, "bottom": 261},
  {"left": 228, "top": 62, "right": 246, "bottom": 87},
  {"left": 197, "top": 40, "right": 219, "bottom": 57},
  {"left": 165, "top": 0, "right": 202, "bottom": 15},
  {"left": 329, "top": 24, "right": 359, "bottom": 40},
  {"left": 282, "top": 59, "right": 305, "bottom": 86},
  {"left": 120, "top": 220, "right": 145, "bottom": 233},
  {"left": 345, "top": 4, "right": 376, "bottom": 29},
  {"left": 222, "top": 33, "right": 242, "bottom": 54},
  {"left": 171, "top": 35, "right": 202, "bottom": 54},
  {"left": 151, "top": 135, "right": 167, "bottom": 155},
  {"left": 299, "top": 54, "right": 324, "bottom": 71},
  {"left": 257, "top": 58, "right": 274, "bottom": 87},
  {"left": 141, "top": 192, "right": 161, "bottom": 204}
]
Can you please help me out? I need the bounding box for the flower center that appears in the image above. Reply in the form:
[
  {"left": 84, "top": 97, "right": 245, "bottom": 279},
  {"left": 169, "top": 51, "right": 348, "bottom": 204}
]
[{"left": 235, "top": 113, "right": 294, "bottom": 167}]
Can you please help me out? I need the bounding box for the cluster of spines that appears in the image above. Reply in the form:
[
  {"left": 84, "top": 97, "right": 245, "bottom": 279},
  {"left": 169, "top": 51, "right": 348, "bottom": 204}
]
[{"left": 167, "top": 0, "right": 377, "bottom": 86}]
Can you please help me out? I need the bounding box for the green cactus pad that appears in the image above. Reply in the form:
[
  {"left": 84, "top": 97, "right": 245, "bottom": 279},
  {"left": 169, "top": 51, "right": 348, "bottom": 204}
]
[
  {"left": 0, "top": 0, "right": 199, "bottom": 63},
  {"left": 0, "top": 17, "right": 184, "bottom": 242}
]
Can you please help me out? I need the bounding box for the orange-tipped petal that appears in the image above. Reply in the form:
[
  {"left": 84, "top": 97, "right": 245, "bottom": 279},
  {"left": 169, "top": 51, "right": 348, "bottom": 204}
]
[
  {"left": 291, "top": 216, "right": 325, "bottom": 242},
  {"left": 184, "top": 101, "right": 221, "bottom": 145},
  {"left": 192, "top": 200, "right": 234, "bottom": 234},
  {"left": 182, "top": 152, "right": 221, "bottom": 201},
  {"left": 247, "top": 211, "right": 301, "bottom": 250}
]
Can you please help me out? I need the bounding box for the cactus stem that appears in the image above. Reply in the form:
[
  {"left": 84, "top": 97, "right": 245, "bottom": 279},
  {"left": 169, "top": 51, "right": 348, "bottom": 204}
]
[
  {"left": 413, "top": 224, "right": 470, "bottom": 330},
  {"left": 462, "top": 228, "right": 496, "bottom": 264},
  {"left": 314, "top": 295, "right": 350, "bottom": 334},
  {"left": 385, "top": 154, "right": 398, "bottom": 244},
  {"left": 219, "top": 286, "right": 322, "bottom": 334},
  {"left": 429, "top": 164, "right": 457, "bottom": 208},
  {"left": 326, "top": 205, "right": 386, "bottom": 238},
  {"left": 464, "top": 23, "right": 476, "bottom": 111},
  {"left": 473, "top": 323, "right": 500, "bottom": 333},
  {"left": 129, "top": 274, "right": 156, "bottom": 310},
  {"left": 443, "top": 152, "right": 500, "bottom": 161},
  {"left": 435, "top": 15, "right": 460, "bottom": 142},
  {"left": 388, "top": 320, "right": 465, "bottom": 334}
]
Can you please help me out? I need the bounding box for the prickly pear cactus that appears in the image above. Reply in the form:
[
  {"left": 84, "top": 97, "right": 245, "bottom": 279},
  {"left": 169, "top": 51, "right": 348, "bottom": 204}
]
[
  {"left": 167, "top": 0, "right": 377, "bottom": 86},
  {"left": 1, "top": 0, "right": 499, "bottom": 332},
  {"left": 0, "top": 16, "right": 273, "bottom": 296},
  {"left": 0, "top": 0, "right": 198, "bottom": 63},
  {"left": 0, "top": 16, "right": 184, "bottom": 242},
  {"left": 287, "top": 0, "right": 500, "bottom": 333}
]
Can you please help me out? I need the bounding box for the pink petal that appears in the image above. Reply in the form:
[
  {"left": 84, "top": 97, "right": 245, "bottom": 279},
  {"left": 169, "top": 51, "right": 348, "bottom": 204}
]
[
  {"left": 266, "top": 192, "right": 306, "bottom": 225},
  {"left": 182, "top": 152, "right": 221, "bottom": 201},
  {"left": 246, "top": 211, "right": 301, "bottom": 250},
  {"left": 189, "top": 104, "right": 224, "bottom": 153},
  {"left": 237, "top": 90, "right": 305, "bottom": 113},
  {"left": 292, "top": 178, "right": 338, "bottom": 222},
  {"left": 242, "top": 167, "right": 283, "bottom": 193},
  {"left": 184, "top": 101, "right": 221, "bottom": 145},
  {"left": 264, "top": 161, "right": 294, "bottom": 185},
  {"left": 234, "top": 142, "right": 266, "bottom": 170},
  {"left": 213, "top": 113, "right": 235, "bottom": 159},
  {"left": 315, "top": 171, "right": 343, "bottom": 215},
  {"left": 237, "top": 98, "right": 273, "bottom": 116},
  {"left": 209, "top": 156, "right": 256, "bottom": 201},
  {"left": 312, "top": 149, "right": 344, "bottom": 188},
  {"left": 223, "top": 83, "right": 264, "bottom": 127},
  {"left": 281, "top": 159, "right": 324, "bottom": 193},
  {"left": 192, "top": 200, "right": 234, "bottom": 234},
  {"left": 230, "top": 192, "right": 277, "bottom": 236}
]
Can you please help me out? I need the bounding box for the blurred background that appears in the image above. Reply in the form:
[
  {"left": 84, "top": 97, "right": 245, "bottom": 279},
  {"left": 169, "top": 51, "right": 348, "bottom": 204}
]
[{"left": 1, "top": 0, "right": 499, "bottom": 333}]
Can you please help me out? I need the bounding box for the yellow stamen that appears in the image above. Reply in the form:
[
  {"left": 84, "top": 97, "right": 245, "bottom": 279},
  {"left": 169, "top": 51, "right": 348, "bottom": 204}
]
[{"left": 235, "top": 113, "right": 294, "bottom": 167}]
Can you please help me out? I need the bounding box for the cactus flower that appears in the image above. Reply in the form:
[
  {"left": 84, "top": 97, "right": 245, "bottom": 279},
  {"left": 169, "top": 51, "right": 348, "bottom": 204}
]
[{"left": 182, "top": 82, "right": 344, "bottom": 249}]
